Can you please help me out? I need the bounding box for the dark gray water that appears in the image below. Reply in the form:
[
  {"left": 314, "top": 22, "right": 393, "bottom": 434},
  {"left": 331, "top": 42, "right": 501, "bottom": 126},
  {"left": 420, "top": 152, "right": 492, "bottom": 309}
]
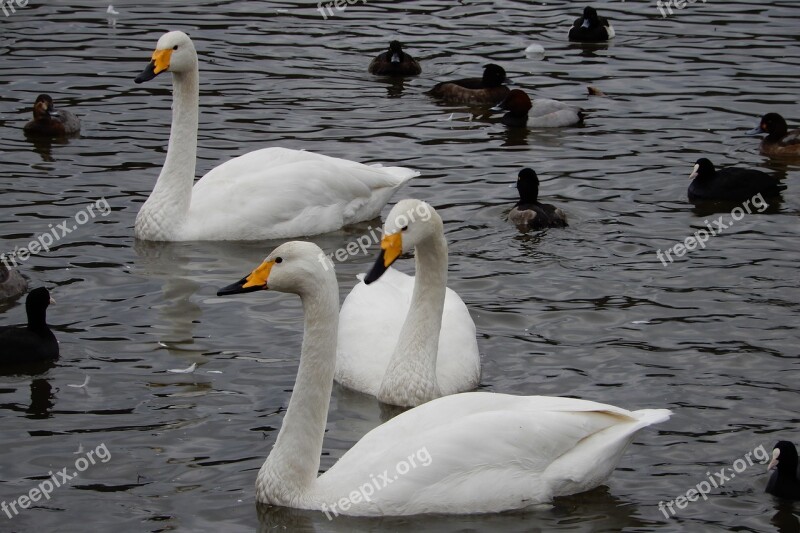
[{"left": 1, "top": 1, "right": 798, "bottom": 531}]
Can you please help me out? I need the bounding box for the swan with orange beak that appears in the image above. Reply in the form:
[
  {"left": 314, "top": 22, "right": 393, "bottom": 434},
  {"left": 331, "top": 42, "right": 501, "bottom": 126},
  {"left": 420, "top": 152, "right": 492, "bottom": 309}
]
[{"left": 335, "top": 199, "right": 481, "bottom": 407}]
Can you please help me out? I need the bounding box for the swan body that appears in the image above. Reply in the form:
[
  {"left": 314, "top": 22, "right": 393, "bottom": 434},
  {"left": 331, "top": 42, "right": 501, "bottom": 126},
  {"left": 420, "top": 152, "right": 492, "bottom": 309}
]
[
  {"left": 217, "top": 241, "right": 670, "bottom": 515},
  {"left": 134, "top": 31, "right": 417, "bottom": 241},
  {"left": 336, "top": 200, "right": 480, "bottom": 406},
  {"left": 336, "top": 268, "right": 480, "bottom": 402}
]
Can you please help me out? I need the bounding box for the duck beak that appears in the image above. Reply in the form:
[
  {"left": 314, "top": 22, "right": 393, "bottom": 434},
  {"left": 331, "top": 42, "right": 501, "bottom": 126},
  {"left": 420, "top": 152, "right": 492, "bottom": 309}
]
[
  {"left": 689, "top": 164, "right": 699, "bottom": 180},
  {"left": 768, "top": 448, "right": 780, "bottom": 471},
  {"left": 746, "top": 125, "right": 765, "bottom": 136},
  {"left": 49, "top": 297, "right": 56, "bottom": 305},
  {"left": 490, "top": 99, "right": 508, "bottom": 113},
  {"left": 217, "top": 260, "right": 275, "bottom": 296},
  {"left": 391, "top": 53, "right": 401, "bottom": 63},
  {"left": 364, "top": 233, "right": 403, "bottom": 285},
  {"left": 135, "top": 49, "right": 172, "bottom": 84},
  {"left": 581, "top": 19, "right": 590, "bottom": 29}
]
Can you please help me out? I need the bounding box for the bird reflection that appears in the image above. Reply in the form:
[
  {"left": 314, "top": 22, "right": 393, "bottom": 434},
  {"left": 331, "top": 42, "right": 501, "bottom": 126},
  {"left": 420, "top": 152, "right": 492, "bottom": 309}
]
[{"left": 26, "top": 378, "right": 54, "bottom": 418}]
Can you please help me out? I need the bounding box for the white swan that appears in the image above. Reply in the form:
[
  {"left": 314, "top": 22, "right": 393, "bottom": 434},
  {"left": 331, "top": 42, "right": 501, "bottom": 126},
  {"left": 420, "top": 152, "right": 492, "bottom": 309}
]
[
  {"left": 133, "top": 31, "right": 417, "bottom": 241},
  {"left": 217, "top": 240, "right": 671, "bottom": 516},
  {"left": 335, "top": 199, "right": 480, "bottom": 407}
]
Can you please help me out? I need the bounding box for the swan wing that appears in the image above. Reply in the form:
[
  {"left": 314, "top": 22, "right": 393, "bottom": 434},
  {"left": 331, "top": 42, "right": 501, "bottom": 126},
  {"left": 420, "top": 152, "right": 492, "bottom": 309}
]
[
  {"left": 184, "top": 148, "right": 417, "bottom": 240},
  {"left": 314, "top": 392, "right": 670, "bottom": 515}
]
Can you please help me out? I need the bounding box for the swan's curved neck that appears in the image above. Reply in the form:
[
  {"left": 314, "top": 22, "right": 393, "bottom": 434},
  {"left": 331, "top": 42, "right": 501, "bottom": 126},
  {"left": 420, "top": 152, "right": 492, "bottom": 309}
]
[
  {"left": 256, "top": 275, "right": 339, "bottom": 502},
  {"left": 136, "top": 66, "right": 199, "bottom": 239},
  {"left": 378, "top": 231, "right": 448, "bottom": 406}
]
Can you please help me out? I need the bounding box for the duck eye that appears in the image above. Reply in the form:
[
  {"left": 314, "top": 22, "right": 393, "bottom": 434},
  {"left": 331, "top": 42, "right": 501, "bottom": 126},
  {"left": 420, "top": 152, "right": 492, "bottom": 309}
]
[{"left": 275, "top": 257, "right": 283, "bottom": 264}]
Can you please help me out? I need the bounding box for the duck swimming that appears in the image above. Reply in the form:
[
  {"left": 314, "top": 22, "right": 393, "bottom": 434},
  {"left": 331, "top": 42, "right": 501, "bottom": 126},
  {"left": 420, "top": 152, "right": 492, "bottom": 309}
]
[
  {"left": 568, "top": 6, "right": 615, "bottom": 43},
  {"left": 688, "top": 158, "right": 785, "bottom": 202},
  {"left": 0, "top": 264, "right": 27, "bottom": 302},
  {"left": 23, "top": 94, "right": 81, "bottom": 137},
  {"left": 509, "top": 168, "right": 568, "bottom": 230},
  {"left": 766, "top": 441, "right": 800, "bottom": 500},
  {"left": 0, "top": 287, "right": 58, "bottom": 366},
  {"left": 429, "top": 64, "right": 509, "bottom": 105},
  {"left": 369, "top": 41, "right": 421, "bottom": 76},
  {"left": 492, "top": 89, "right": 583, "bottom": 128},
  {"left": 336, "top": 200, "right": 481, "bottom": 407},
  {"left": 747, "top": 113, "right": 800, "bottom": 158},
  {"left": 133, "top": 31, "right": 418, "bottom": 241},
  {"left": 217, "top": 241, "right": 670, "bottom": 516}
]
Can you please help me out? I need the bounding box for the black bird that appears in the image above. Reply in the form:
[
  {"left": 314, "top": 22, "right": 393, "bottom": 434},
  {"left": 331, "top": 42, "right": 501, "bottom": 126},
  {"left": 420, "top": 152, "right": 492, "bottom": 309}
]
[
  {"left": 368, "top": 41, "right": 421, "bottom": 76},
  {"left": 509, "top": 168, "right": 568, "bottom": 230},
  {"left": 0, "top": 287, "right": 59, "bottom": 366},
  {"left": 429, "top": 64, "right": 510, "bottom": 105},
  {"left": 688, "top": 158, "right": 785, "bottom": 202},
  {"left": 568, "top": 6, "right": 615, "bottom": 43},
  {"left": 767, "top": 441, "right": 800, "bottom": 501}
]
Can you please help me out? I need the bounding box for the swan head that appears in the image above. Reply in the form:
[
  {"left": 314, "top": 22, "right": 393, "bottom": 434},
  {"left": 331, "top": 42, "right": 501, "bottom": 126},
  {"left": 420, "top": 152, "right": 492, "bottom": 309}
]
[
  {"left": 217, "top": 241, "right": 334, "bottom": 298},
  {"left": 364, "top": 199, "right": 442, "bottom": 284},
  {"left": 135, "top": 31, "right": 197, "bottom": 84}
]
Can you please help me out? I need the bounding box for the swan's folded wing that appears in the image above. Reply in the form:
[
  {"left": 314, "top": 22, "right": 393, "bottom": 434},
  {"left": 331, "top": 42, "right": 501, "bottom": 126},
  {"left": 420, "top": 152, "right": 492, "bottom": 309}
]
[
  {"left": 186, "top": 148, "right": 417, "bottom": 239},
  {"left": 315, "top": 393, "right": 669, "bottom": 515}
]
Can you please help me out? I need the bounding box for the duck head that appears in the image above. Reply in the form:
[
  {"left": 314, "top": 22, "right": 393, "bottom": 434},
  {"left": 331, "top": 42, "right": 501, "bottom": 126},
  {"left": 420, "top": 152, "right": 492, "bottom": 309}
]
[
  {"left": 491, "top": 89, "right": 532, "bottom": 114},
  {"left": 581, "top": 6, "right": 599, "bottom": 28},
  {"left": 482, "top": 64, "right": 507, "bottom": 87},
  {"left": 747, "top": 113, "right": 789, "bottom": 139},
  {"left": 516, "top": 168, "right": 540, "bottom": 203},
  {"left": 689, "top": 158, "right": 716, "bottom": 180},
  {"left": 388, "top": 40, "right": 404, "bottom": 63}
]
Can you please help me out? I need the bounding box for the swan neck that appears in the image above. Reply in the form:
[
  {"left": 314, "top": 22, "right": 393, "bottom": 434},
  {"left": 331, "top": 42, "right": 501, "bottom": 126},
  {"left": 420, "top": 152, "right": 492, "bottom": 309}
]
[
  {"left": 258, "top": 276, "right": 339, "bottom": 497},
  {"left": 379, "top": 232, "right": 448, "bottom": 405},
  {"left": 137, "top": 67, "right": 199, "bottom": 237}
]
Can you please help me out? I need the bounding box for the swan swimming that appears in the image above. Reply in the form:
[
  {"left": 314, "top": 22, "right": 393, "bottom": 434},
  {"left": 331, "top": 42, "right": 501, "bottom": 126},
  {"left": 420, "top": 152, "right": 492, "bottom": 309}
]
[
  {"left": 217, "top": 240, "right": 671, "bottom": 516},
  {"left": 133, "top": 31, "right": 417, "bottom": 241},
  {"left": 336, "top": 199, "right": 480, "bottom": 407}
]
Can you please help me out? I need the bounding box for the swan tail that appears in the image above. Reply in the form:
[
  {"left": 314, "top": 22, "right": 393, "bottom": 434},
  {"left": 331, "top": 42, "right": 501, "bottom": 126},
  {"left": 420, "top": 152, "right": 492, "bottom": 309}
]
[
  {"left": 369, "top": 165, "right": 420, "bottom": 185},
  {"left": 631, "top": 408, "right": 672, "bottom": 429}
]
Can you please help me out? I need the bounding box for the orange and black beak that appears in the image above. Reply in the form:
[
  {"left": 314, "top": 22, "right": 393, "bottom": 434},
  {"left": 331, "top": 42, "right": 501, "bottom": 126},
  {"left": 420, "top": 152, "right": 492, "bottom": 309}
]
[
  {"left": 364, "top": 233, "right": 403, "bottom": 285},
  {"left": 135, "top": 48, "right": 173, "bottom": 84},
  {"left": 217, "top": 260, "right": 274, "bottom": 296}
]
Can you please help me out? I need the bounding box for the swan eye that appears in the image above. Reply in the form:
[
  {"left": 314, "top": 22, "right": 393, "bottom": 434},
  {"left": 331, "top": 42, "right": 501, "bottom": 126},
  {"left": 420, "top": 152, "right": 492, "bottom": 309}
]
[
  {"left": 275, "top": 257, "right": 283, "bottom": 264},
  {"left": 173, "top": 45, "right": 179, "bottom": 50},
  {"left": 401, "top": 226, "right": 408, "bottom": 231}
]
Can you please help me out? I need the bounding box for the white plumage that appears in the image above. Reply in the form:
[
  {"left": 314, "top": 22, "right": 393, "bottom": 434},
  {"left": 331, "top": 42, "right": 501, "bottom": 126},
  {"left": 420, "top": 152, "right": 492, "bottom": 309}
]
[
  {"left": 217, "top": 241, "right": 671, "bottom": 516},
  {"left": 336, "top": 200, "right": 480, "bottom": 407},
  {"left": 134, "top": 31, "right": 416, "bottom": 242}
]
